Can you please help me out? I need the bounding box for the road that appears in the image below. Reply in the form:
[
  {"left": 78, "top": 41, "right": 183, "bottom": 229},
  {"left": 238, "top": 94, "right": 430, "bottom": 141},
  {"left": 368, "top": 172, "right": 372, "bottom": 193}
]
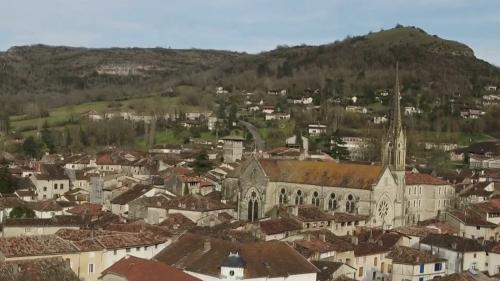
[{"left": 240, "top": 120, "right": 265, "bottom": 152}]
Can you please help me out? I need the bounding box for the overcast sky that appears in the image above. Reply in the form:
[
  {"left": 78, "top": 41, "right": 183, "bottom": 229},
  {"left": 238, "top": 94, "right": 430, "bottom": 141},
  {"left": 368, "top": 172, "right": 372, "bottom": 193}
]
[{"left": 1, "top": 0, "right": 499, "bottom": 65}]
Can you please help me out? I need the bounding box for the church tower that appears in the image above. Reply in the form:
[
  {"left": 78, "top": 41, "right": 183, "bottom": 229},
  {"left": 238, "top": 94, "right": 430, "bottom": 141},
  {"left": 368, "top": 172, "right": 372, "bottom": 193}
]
[
  {"left": 382, "top": 63, "right": 406, "bottom": 172},
  {"left": 381, "top": 63, "right": 407, "bottom": 226}
]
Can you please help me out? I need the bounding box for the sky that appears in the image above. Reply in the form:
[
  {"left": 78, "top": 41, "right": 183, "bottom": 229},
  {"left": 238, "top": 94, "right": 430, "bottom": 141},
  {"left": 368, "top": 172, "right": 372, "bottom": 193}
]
[{"left": 1, "top": 0, "right": 499, "bottom": 66}]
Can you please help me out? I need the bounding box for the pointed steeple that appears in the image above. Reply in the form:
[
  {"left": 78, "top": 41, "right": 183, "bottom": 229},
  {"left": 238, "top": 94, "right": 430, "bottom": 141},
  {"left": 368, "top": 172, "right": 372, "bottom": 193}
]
[{"left": 392, "top": 62, "right": 402, "bottom": 134}]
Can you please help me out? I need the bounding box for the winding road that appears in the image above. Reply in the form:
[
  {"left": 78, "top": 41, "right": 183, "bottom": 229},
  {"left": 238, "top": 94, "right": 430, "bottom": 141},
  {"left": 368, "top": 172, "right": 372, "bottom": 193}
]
[{"left": 240, "top": 120, "right": 265, "bottom": 152}]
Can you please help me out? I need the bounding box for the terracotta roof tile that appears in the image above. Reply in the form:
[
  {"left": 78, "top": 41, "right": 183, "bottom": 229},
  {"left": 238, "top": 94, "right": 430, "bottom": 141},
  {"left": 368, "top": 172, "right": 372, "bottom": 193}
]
[
  {"left": 405, "top": 172, "right": 449, "bottom": 185},
  {"left": 103, "top": 256, "right": 201, "bottom": 281},
  {"left": 259, "top": 159, "right": 384, "bottom": 189}
]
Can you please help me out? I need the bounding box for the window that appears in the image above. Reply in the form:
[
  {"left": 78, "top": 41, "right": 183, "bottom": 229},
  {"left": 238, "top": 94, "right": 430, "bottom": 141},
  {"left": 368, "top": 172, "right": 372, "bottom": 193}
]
[
  {"left": 312, "top": 191, "right": 320, "bottom": 207},
  {"left": 473, "top": 253, "right": 477, "bottom": 258},
  {"left": 419, "top": 278, "right": 424, "bottom": 281},
  {"left": 155, "top": 244, "right": 158, "bottom": 249},
  {"left": 144, "top": 246, "right": 148, "bottom": 250},
  {"left": 372, "top": 272, "right": 376, "bottom": 280},
  {"left": 229, "top": 270, "right": 235, "bottom": 276},
  {"left": 60, "top": 184, "right": 64, "bottom": 189},
  {"left": 295, "top": 190, "right": 304, "bottom": 205},
  {"left": 43, "top": 187, "right": 47, "bottom": 191},
  {"left": 25, "top": 227, "right": 32, "bottom": 233},
  {"left": 374, "top": 257, "right": 378, "bottom": 266},
  {"left": 113, "top": 250, "right": 117, "bottom": 255},
  {"left": 388, "top": 264, "right": 392, "bottom": 273},
  {"left": 54, "top": 183, "right": 57, "bottom": 189},
  {"left": 435, "top": 263, "right": 442, "bottom": 271},
  {"left": 88, "top": 263, "right": 94, "bottom": 273},
  {"left": 476, "top": 226, "right": 481, "bottom": 230},
  {"left": 346, "top": 194, "right": 355, "bottom": 213},
  {"left": 126, "top": 248, "right": 131, "bottom": 253},
  {"left": 420, "top": 264, "right": 424, "bottom": 273},
  {"left": 279, "top": 188, "right": 288, "bottom": 205},
  {"left": 136, "top": 247, "right": 140, "bottom": 251},
  {"left": 359, "top": 267, "right": 364, "bottom": 277},
  {"left": 328, "top": 193, "right": 337, "bottom": 210}
]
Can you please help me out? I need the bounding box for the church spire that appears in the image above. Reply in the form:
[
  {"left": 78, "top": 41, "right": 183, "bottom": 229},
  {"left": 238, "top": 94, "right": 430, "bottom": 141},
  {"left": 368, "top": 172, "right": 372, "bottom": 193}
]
[{"left": 392, "top": 62, "right": 402, "bottom": 134}]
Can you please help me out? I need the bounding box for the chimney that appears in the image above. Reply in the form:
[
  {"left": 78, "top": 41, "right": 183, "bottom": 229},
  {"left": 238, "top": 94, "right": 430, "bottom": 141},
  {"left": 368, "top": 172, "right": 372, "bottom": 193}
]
[
  {"left": 351, "top": 236, "right": 359, "bottom": 245},
  {"left": 204, "top": 240, "right": 211, "bottom": 252}
]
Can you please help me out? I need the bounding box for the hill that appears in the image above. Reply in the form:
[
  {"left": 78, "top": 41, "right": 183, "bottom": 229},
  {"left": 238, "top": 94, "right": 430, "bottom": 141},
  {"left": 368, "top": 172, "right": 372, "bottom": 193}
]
[
  {"left": 0, "top": 26, "right": 499, "bottom": 115},
  {"left": 195, "top": 26, "right": 499, "bottom": 102}
]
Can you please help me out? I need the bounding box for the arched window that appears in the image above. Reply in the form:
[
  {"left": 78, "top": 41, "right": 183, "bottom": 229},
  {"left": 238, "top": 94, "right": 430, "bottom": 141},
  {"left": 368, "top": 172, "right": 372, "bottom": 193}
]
[
  {"left": 279, "top": 188, "right": 288, "bottom": 205},
  {"left": 295, "top": 190, "right": 304, "bottom": 205},
  {"left": 328, "top": 193, "right": 337, "bottom": 210},
  {"left": 247, "top": 191, "right": 259, "bottom": 222},
  {"left": 311, "top": 191, "right": 320, "bottom": 206},
  {"left": 346, "top": 194, "right": 355, "bottom": 213}
]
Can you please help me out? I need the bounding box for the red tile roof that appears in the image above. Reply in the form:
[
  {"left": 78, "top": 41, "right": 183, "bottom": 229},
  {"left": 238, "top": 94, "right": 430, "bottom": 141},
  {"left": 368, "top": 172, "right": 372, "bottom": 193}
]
[
  {"left": 405, "top": 172, "right": 448, "bottom": 185},
  {"left": 102, "top": 256, "right": 201, "bottom": 281}
]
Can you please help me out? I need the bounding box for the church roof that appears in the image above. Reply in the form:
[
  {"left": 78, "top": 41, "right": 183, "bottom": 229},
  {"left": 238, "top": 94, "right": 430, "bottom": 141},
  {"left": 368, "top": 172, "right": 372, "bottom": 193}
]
[{"left": 258, "top": 159, "right": 384, "bottom": 189}]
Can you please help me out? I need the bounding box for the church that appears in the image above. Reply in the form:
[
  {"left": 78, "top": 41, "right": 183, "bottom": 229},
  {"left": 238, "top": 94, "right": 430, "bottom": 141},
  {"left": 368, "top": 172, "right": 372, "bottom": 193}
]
[{"left": 223, "top": 66, "right": 409, "bottom": 229}]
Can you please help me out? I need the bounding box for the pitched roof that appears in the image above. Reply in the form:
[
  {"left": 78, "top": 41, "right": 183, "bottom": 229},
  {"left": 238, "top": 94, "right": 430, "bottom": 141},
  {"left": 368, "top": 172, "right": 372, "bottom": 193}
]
[
  {"left": 164, "top": 194, "right": 234, "bottom": 212},
  {"left": 474, "top": 198, "right": 500, "bottom": 213},
  {"left": 102, "top": 256, "right": 201, "bottom": 281},
  {"left": 0, "top": 257, "right": 79, "bottom": 281},
  {"left": 110, "top": 184, "right": 153, "bottom": 205},
  {"left": 0, "top": 235, "right": 78, "bottom": 257},
  {"left": 387, "top": 246, "right": 446, "bottom": 264},
  {"left": 420, "top": 234, "right": 484, "bottom": 252},
  {"left": 312, "top": 261, "right": 350, "bottom": 281},
  {"left": 258, "top": 159, "right": 384, "bottom": 189},
  {"left": 66, "top": 203, "right": 103, "bottom": 216},
  {"left": 448, "top": 210, "right": 497, "bottom": 227},
  {"left": 405, "top": 172, "right": 449, "bottom": 185},
  {"left": 35, "top": 164, "right": 69, "bottom": 180},
  {"left": 259, "top": 217, "right": 302, "bottom": 235},
  {"left": 293, "top": 205, "right": 335, "bottom": 222},
  {"left": 155, "top": 233, "right": 319, "bottom": 278},
  {"left": 3, "top": 216, "right": 86, "bottom": 228}
]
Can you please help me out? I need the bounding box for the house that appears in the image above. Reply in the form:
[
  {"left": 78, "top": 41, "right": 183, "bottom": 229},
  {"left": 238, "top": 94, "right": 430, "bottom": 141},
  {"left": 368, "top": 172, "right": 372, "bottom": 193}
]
[
  {"left": 331, "top": 212, "right": 368, "bottom": 236},
  {"left": 459, "top": 182, "right": 496, "bottom": 205},
  {"left": 352, "top": 230, "right": 403, "bottom": 281},
  {"left": 31, "top": 164, "right": 70, "bottom": 200},
  {"left": 405, "top": 172, "right": 455, "bottom": 223},
  {"left": 267, "top": 89, "right": 287, "bottom": 95},
  {"left": 484, "top": 241, "right": 500, "bottom": 276},
  {"left": 387, "top": 246, "right": 447, "bottom": 281},
  {"left": 258, "top": 217, "right": 302, "bottom": 241},
  {"left": 404, "top": 106, "right": 422, "bottom": 116},
  {"left": 312, "top": 261, "right": 357, "bottom": 281},
  {"left": 288, "top": 205, "right": 336, "bottom": 232},
  {"left": 373, "top": 116, "right": 388, "bottom": 124},
  {"left": 473, "top": 198, "right": 500, "bottom": 224},
  {"left": 262, "top": 105, "right": 276, "bottom": 114},
  {"left": 345, "top": 106, "right": 368, "bottom": 114},
  {"left": 2, "top": 215, "right": 85, "bottom": 237},
  {"left": 444, "top": 210, "right": 499, "bottom": 240},
  {"left": 109, "top": 184, "right": 157, "bottom": 217},
  {"left": 293, "top": 231, "right": 355, "bottom": 263},
  {"left": 308, "top": 124, "right": 327, "bottom": 136},
  {"left": 460, "top": 109, "right": 485, "bottom": 119},
  {"left": 0, "top": 197, "right": 26, "bottom": 223},
  {"left": 392, "top": 225, "right": 440, "bottom": 248},
  {"left": 155, "top": 233, "right": 319, "bottom": 281},
  {"left": 265, "top": 112, "right": 291, "bottom": 121},
  {"left": 420, "top": 234, "right": 485, "bottom": 273},
  {"left": 338, "top": 137, "right": 369, "bottom": 161},
  {"left": 100, "top": 255, "right": 200, "bottom": 281}
]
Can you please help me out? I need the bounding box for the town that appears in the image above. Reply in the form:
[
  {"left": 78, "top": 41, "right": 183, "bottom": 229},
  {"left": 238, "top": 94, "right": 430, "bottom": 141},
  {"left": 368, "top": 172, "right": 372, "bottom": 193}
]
[{"left": 1, "top": 2, "right": 500, "bottom": 281}]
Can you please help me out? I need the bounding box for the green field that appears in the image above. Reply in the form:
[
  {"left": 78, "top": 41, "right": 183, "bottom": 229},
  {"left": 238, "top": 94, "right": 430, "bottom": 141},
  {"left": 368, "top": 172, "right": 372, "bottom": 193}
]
[{"left": 11, "top": 96, "right": 208, "bottom": 133}]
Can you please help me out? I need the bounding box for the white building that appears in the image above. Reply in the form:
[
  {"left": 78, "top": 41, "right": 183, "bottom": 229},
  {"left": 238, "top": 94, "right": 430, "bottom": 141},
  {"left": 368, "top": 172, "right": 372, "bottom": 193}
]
[{"left": 387, "top": 246, "right": 447, "bottom": 281}]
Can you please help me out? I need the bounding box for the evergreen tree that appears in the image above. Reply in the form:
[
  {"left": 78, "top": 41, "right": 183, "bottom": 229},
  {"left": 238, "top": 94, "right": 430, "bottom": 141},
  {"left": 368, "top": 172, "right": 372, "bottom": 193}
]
[
  {"left": 191, "top": 151, "right": 213, "bottom": 175},
  {"left": 329, "top": 134, "right": 350, "bottom": 161},
  {"left": 22, "top": 136, "right": 43, "bottom": 159},
  {"left": 9, "top": 206, "right": 35, "bottom": 218},
  {"left": 0, "top": 165, "right": 15, "bottom": 193},
  {"left": 40, "top": 121, "right": 55, "bottom": 153}
]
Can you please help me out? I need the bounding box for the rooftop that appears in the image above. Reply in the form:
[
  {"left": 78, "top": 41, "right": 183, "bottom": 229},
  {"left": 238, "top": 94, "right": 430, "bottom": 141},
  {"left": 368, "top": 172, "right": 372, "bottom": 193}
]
[
  {"left": 102, "top": 256, "right": 201, "bottom": 281},
  {"left": 387, "top": 246, "right": 446, "bottom": 264},
  {"left": 420, "top": 234, "right": 484, "bottom": 252}
]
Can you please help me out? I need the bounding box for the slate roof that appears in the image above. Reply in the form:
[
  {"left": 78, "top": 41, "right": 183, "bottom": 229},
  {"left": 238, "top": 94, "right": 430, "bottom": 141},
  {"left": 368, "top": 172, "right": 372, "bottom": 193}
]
[
  {"left": 155, "top": 233, "right": 319, "bottom": 278},
  {"left": 420, "top": 234, "right": 484, "bottom": 252},
  {"left": 258, "top": 159, "right": 384, "bottom": 189},
  {"left": 102, "top": 256, "right": 201, "bottom": 281}
]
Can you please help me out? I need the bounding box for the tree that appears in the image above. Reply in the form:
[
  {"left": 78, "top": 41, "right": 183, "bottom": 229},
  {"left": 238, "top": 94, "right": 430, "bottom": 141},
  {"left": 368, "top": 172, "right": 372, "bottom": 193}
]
[
  {"left": 40, "top": 121, "right": 55, "bottom": 153},
  {"left": 9, "top": 206, "right": 35, "bottom": 218},
  {"left": 329, "top": 134, "right": 350, "bottom": 161},
  {"left": 191, "top": 152, "right": 213, "bottom": 175},
  {"left": 22, "top": 136, "right": 43, "bottom": 159},
  {"left": 0, "top": 165, "right": 15, "bottom": 193}
]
